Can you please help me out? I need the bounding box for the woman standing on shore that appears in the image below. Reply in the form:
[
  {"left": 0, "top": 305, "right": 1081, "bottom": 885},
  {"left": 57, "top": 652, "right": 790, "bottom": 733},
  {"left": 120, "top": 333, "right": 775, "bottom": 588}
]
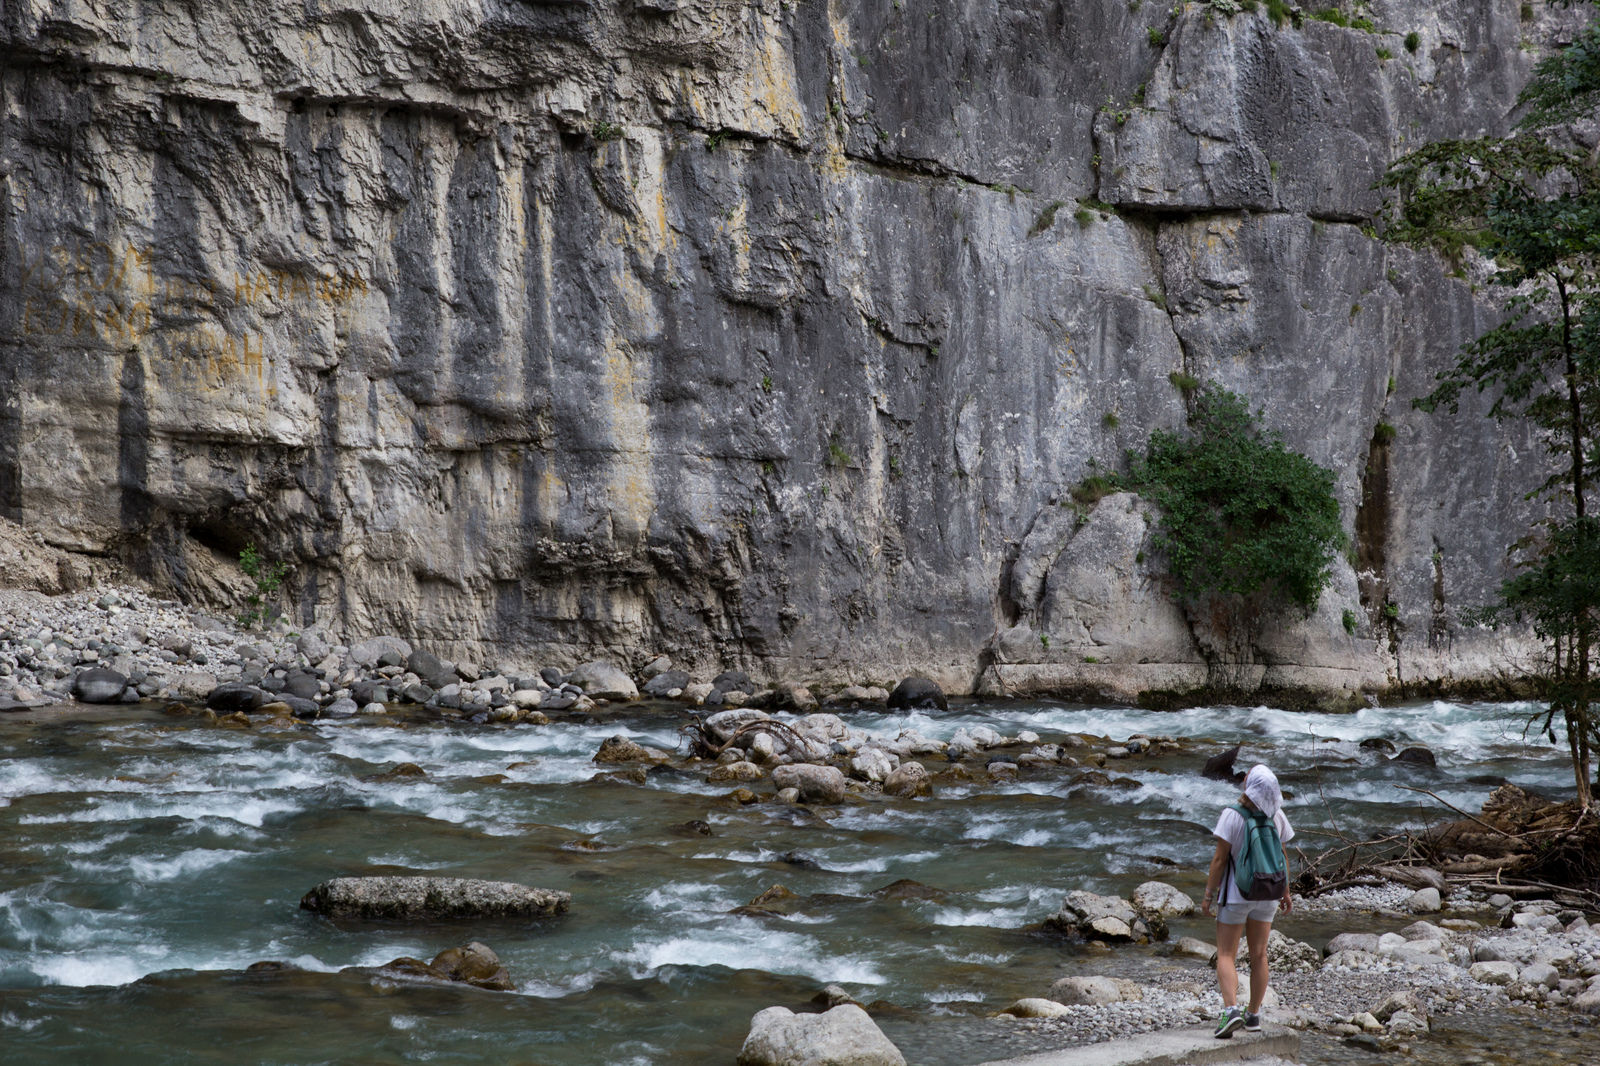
[{"left": 1200, "top": 764, "right": 1294, "bottom": 1039}]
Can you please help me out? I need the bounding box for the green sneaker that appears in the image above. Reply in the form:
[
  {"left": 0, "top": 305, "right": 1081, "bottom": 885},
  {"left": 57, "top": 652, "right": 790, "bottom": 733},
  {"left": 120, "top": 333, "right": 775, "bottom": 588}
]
[{"left": 1214, "top": 1006, "right": 1244, "bottom": 1039}]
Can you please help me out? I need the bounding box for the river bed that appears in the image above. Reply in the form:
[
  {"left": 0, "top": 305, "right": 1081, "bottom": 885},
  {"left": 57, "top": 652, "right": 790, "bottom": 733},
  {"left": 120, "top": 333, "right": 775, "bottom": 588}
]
[{"left": 0, "top": 697, "right": 1581, "bottom": 1064}]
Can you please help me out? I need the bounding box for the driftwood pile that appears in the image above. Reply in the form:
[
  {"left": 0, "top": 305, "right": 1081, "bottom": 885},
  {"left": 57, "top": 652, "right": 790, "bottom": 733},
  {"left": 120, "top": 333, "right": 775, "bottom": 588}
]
[{"left": 1295, "top": 783, "right": 1600, "bottom": 912}]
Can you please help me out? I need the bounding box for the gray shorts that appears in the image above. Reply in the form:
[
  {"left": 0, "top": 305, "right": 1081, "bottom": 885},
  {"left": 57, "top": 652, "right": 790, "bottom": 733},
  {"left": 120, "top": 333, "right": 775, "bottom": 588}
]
[{"left": 1217, "top": 898, "right": 1279, "bottom": 925}]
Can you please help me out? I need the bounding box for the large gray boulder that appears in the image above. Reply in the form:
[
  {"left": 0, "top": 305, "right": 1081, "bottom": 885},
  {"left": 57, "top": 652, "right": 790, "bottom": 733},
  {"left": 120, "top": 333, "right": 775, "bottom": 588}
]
[
  {"left": 349, "top": 635, "right": 412, "bottom": 667},
  {"left": 1048, "top": 975, "right": 1124, "bottom": 1006},
  {"left": 771, "top": 764, "right": 847, "bottom": 804},
  {"left": 1130, "top": 880, "right": 1193, "bottom": 917},
  {"left": 736, "top": 1004, "right": 905, "bottom": 1066},
  {"left": 299, "top": 877, "right": 570, "bottom": 920},
  {"left": 1047, "top": 890, "right": 1167, "bottom": 943},
  {"left": 568, "top": 661, "right": 638, "bottom": 701},
  {"left": 72, "top": 667, "right": 127, "bottom": 703}
]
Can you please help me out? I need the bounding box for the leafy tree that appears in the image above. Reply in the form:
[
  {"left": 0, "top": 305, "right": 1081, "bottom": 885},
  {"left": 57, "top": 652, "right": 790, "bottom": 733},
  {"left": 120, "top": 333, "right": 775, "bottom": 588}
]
[
  {"left": 1380, "top": 18, "right": 1600, "bottom": 808},
  {"left": 238, "top": 542, "right": 288, "bottom": 630},
  {"left": 1117, "top": 385, "right": 1345, "bottom": 612}
]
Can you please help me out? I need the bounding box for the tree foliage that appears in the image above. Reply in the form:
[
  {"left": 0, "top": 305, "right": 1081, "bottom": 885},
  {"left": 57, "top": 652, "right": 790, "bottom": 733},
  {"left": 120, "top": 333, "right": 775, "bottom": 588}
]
[
  {"left": 1380, "top": 15, "right": 1600, "bottom": 806},
  {"left": 1117, "top": 386, "right": 1345, "bottom": 612}
]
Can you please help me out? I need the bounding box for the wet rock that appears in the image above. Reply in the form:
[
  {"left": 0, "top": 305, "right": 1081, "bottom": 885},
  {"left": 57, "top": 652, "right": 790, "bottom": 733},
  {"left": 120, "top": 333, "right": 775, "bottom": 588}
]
[
  {"left": 707, "top": 761, "right": 765, "bottom": 783},
  {"left": 300, "top": 876, "right": 570, "bottom": 920},
  {"left": 1002, "top": 998, "right": 1073, "bottom": 1018},
  {"left": 72, "top": 667, "right": 127, "bottom": 703},
  {"left": 376, "top": 956, "right": 448, "bottom": 980},
  {"left": 430, "top": 942, "right": 515, "bottom": 991},
  {"left": 1359, "top": 737, "right": 1396, "bottom": 753},
  {"left": 595, "top": 768, "right": 648, "bottom": 785},
  {"left": 1049, "top": 975, "right": 1124, "bottom": 1005},
  {"left": 377, "top": 762, "right": 427, "bottom": 779},
  {"left": 886, "top": 676, "right": 947, "bottom": 711},
  {"left": 737, "top": 1004, "right": 906, "bottom": 1066},
  {"left": 882, "top": 761, "right": 931, "bottom": 798},
  {"left": 245, "top": 960, "right": 302, "bottom": 973},
  {"left": 1393, "top": 746, "right": 1437, "bottom": 768},
  {"left": 642, "top": 670, "right": 691, "bottom": 697},
  {"left": 712, "top": 670, "right": 755, "bottom": 693},
  {"left": 812, "top": 985, "right": 858, "bottom": 1009},
  {"left": 772, "top": 764, "right": 847, "bottom": 804},
  {"left": 568, "top": 660, "right": 638, "bottom": 700},
  {"left": 776, "top": 787, "right": 801, "bottom": 804},
  {"left": 1175, "top": 936, "right": 1215, "bottom": 961},
  {"left": 282, "top": 696, "right": 320, "bottom": 719},
  {"left": 206, "top": 683, "right": 266, "bottom": 714},
  {"left": 1574, "top": 988, "right": 1600, "bottom": 1013},
  {"left": 593, "top": 735, "right": 652, "bottom": 763},
  {"left": 1201, "top": 744, "right": 1245, "bottom": 783},
  {"left": 1131, "top": 881, "right": 1193, "bottom": 917}
]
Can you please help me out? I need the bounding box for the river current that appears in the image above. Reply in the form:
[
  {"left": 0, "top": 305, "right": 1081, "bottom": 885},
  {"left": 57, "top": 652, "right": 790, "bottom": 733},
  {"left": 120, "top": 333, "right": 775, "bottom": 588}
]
[{"left": 0, "top": 698, "right": 1578, "bottom": 1064}]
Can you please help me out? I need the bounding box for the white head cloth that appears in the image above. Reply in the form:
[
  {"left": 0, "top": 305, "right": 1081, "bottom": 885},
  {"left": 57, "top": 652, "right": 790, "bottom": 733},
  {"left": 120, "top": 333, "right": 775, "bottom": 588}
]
[{"left": 1243, "top": 764, "right": 1282, "bottom": 819}]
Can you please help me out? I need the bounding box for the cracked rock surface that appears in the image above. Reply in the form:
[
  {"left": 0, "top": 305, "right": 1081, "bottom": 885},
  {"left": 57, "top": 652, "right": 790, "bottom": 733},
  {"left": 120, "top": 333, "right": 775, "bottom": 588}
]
[{"left": 0, "top": 0, "right": 1579, "bottom": 700}]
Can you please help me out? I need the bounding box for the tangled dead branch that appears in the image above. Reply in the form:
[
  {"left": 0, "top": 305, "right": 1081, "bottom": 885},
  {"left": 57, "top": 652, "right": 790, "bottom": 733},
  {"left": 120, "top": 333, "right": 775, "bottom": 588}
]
[{"left": 679, "top": 716, "right": 816, "bottom": 760}]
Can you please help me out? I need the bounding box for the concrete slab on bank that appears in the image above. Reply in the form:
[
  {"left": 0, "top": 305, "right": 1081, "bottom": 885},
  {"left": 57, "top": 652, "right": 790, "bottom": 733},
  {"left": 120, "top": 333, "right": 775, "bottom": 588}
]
[{"left": 972, "top": 1025, "right": 1299, "bottom": 1066}]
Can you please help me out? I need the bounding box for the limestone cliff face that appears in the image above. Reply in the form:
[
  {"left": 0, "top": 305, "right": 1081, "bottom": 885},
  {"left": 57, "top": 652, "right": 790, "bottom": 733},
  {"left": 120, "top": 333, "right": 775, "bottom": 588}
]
[{"left": 0, "top": 0, "right": 1582, "bottom": 699}]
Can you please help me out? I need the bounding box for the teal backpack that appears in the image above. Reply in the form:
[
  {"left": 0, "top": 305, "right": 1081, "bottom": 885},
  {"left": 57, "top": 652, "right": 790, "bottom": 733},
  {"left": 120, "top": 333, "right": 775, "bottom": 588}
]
[{"left": 1227, "top": 804, "right": 1288, "bottom": 902}]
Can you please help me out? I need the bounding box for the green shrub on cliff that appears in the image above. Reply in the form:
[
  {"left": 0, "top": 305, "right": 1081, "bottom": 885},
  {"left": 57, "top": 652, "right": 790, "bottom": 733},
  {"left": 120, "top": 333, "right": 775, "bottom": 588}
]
[{"left": 1117, "top": 386, "right": 1345, "bottom": 611}]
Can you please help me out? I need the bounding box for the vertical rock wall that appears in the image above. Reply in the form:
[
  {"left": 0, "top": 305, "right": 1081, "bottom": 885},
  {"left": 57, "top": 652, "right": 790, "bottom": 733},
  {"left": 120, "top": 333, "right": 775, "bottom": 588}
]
[{"left": 0, "top": 0, "right": 1583, "bottom": 699}]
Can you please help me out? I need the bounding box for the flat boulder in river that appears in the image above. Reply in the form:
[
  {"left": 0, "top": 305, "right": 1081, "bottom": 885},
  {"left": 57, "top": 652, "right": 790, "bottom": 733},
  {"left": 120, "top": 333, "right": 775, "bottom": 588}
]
[{"left": 300, "top": 877, "right": 570, "bottom": 920}]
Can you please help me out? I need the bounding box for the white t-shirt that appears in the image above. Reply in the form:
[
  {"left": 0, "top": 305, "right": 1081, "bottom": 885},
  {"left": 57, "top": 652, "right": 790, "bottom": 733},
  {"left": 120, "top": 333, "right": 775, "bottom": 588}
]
[{"left": 1213, "top": 806, "right": 1294, "bottom": 901}]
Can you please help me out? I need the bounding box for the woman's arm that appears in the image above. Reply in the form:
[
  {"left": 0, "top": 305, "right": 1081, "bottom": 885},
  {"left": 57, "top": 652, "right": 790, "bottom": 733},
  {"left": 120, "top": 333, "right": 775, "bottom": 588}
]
[{"left": 1200, "top": 837, "right": 1230, "bottom": 917}]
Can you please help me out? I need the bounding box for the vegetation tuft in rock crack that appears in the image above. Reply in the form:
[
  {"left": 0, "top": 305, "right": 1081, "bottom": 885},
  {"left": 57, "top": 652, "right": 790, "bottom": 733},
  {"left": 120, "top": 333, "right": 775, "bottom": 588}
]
[{"left": 1111, "top": 385, "right": 1345, "bottom": 612}]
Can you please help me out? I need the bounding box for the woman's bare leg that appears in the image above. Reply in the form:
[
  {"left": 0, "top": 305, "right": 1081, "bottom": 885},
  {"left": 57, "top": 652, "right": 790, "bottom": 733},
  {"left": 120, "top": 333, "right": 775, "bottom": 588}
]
[
  {"left": 1215, "top": 920, "right": 1244, "bottom": 1008},
  {"left": 1245, "top": 918, "right": 1272, "bottom": 1012}
]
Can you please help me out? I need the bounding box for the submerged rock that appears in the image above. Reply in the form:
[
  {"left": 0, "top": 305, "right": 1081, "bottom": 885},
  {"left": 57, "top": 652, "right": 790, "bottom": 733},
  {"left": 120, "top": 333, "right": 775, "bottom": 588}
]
[
  {"left": 299, "top": 876, "right": 570, "bottom": 920},
  {"left": 593, "top": 735, "right": 652, "bottom": 763},
  {"left": 882, "top": 761, "right": 931, "bottom": 798},
  {"left": 737, "top": 1004, "right": 906, "bottom": 1066},
  {"left": 429, "top": 942, "right": 515, "bottom": 991}
]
